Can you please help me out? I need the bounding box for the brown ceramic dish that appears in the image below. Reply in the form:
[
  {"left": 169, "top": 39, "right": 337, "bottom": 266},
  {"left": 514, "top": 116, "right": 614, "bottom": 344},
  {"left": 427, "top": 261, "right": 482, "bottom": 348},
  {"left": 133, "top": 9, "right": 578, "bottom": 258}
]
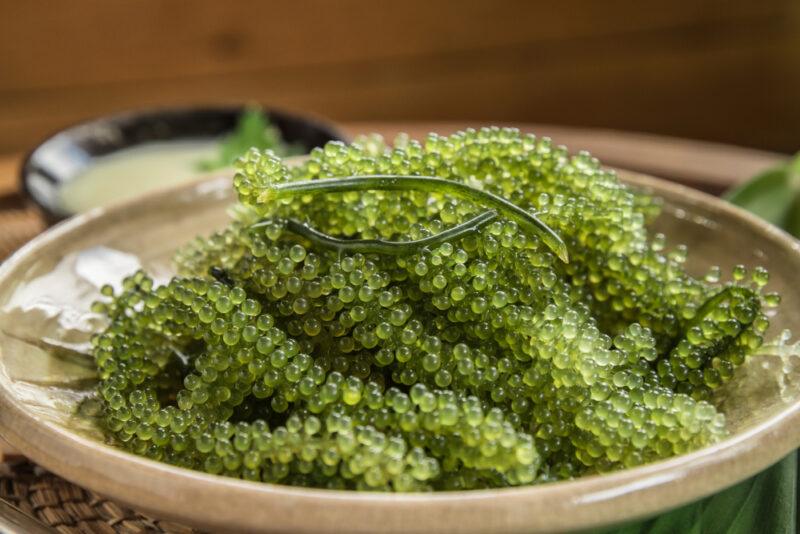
[{"left": 0, "top": 170, "right": 799, "bottom": 533}]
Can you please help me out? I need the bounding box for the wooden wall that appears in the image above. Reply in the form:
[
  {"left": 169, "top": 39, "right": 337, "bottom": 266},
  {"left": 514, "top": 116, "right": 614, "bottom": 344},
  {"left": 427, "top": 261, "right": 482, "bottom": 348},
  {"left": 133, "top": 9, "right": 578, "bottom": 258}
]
[{"left": 2, "top": 0, "right": 799, "bottom": 154}]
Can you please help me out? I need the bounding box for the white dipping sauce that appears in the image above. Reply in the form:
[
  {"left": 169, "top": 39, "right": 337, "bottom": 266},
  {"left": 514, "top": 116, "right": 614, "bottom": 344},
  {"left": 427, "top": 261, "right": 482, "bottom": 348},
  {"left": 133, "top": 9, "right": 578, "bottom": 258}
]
[{"left": 58, "top": 140, "right": 220, "bottom": 213}]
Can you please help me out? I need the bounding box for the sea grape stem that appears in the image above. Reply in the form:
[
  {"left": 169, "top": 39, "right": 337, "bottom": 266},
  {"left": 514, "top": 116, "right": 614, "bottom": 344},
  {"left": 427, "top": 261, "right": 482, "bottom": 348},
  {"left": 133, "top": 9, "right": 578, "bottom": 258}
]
[
  {"left": 687, "top": 286, "right": 759, "bottom": 332},
  {"left": 259, "top": 175, "right": 569, "bottom": 262},
  {"left": 666, "top": 286, "right": 759, "bottom": 362},
  {"left": 265, "top": 210, "right": 498, "bottom": 256}
]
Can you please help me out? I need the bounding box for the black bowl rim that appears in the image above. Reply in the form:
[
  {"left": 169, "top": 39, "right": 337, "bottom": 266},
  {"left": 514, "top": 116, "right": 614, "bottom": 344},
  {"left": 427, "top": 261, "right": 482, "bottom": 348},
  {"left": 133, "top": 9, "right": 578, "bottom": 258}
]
[{"left": 19, "top": 103, "right": 348, "bottom": 224}]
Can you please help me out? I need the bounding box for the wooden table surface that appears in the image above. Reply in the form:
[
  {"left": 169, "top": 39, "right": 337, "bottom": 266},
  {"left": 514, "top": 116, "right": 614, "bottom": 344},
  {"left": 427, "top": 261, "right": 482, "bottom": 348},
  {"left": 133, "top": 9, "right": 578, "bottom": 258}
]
[{"left": 0, "top": 121, "right": 788, "bottom": 201}]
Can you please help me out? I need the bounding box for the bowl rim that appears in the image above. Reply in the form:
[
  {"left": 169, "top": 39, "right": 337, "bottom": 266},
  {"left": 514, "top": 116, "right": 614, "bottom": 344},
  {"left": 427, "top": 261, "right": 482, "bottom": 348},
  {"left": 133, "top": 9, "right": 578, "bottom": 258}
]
[
  {"left": 18, "top": 102, "right": 348, "bottom": 224},
  {"left": 1, "top": 169, "right": 800, "bottom": 533}
]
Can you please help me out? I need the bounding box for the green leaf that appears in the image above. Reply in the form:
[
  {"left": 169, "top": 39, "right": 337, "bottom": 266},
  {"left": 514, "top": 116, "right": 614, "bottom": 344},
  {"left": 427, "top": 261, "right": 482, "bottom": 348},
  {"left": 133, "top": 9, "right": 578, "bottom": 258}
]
[
  {"left": 782, "top": 187, "right": 800, "bottom": 238},
  {"left": 698, "top": 453, "right": 795, "bottom": 534},
  {"left": 724, "top": 152, "right": 800, "bottom": 232},
  {"left": 595, "top": 453, "right": 796, "bottom": 534},
  {"left": 196, "top": 107, "right": 301, "bottom": 172}
]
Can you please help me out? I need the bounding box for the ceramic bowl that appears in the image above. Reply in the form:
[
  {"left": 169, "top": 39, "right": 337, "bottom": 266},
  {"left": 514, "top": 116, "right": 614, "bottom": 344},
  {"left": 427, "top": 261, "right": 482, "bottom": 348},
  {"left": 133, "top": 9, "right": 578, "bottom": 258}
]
[
  {"left": 19, "top": 105, "right": 346, "bottom": 224},
  {"left": 0, "top": 170, "right": 799, "bottom": 533}
]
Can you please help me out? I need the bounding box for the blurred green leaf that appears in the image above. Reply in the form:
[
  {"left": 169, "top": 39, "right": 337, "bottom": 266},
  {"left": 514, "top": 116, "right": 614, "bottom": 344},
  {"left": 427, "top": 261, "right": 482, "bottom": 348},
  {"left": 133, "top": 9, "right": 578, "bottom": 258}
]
[
  {"left": 196, "top": 107, "right": 302, "bottom": 172},
  {"left": 724, "top": 153, "right": 800, "bottom": 232},
  {"left": 597, "top": 448, "right": 796, "bottom": 534},
  {"left": 783, "top": 188, "right": 800, "bottom": 238}
]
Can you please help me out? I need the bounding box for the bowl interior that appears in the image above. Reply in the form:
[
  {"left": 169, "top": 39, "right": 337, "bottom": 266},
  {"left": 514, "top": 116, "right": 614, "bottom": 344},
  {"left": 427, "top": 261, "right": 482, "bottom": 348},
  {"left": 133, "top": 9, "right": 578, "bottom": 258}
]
[
  {"left": 0, "top": 171, "right": 799, "bottom": 533},
  {"left": 20, "top": 105, "right": 346, "bottom": 223}
]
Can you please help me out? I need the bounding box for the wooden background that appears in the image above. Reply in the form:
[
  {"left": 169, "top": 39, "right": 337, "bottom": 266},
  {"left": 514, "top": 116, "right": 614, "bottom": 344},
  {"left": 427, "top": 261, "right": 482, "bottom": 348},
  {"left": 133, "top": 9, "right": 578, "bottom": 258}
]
[{"left": 2, "top": 0, "right": 799, "bottom": 156}]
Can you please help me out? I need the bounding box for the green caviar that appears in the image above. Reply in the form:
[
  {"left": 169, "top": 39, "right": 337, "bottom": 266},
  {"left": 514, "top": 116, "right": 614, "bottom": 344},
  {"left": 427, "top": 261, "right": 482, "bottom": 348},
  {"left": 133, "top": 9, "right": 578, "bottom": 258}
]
[{"left": 91, "top": 128, "right": 778, "bottom": 490}]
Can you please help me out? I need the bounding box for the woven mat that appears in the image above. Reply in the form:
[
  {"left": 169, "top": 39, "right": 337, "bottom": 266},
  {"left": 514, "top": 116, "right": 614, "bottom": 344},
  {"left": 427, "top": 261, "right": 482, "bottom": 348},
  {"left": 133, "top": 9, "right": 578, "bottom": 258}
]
[
  {"left": 0, "top": 201, "right": 196, "bottom": 533},
  {"left": 0, "top": 461, "right": 194, "bottom": 533}
]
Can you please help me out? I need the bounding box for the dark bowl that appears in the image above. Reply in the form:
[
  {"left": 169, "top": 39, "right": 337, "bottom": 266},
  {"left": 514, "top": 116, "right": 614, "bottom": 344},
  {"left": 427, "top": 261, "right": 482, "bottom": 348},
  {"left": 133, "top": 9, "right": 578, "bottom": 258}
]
[{"left": 20, "top": 105, "right": 347, "bottom": 224}]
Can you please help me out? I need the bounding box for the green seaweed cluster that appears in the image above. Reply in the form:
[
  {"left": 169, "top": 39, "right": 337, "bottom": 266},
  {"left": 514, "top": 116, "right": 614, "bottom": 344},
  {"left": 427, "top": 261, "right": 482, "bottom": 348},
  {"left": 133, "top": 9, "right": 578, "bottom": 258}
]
[{"left": 90, "top": 128, "right": 777, "bottom": 490}]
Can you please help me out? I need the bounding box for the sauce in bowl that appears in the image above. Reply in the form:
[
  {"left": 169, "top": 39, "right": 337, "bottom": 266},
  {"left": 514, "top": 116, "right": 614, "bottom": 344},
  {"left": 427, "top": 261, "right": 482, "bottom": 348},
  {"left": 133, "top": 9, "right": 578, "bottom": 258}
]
[{"left": 57, "top": 140, "right": 219, "bottom": 213}]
